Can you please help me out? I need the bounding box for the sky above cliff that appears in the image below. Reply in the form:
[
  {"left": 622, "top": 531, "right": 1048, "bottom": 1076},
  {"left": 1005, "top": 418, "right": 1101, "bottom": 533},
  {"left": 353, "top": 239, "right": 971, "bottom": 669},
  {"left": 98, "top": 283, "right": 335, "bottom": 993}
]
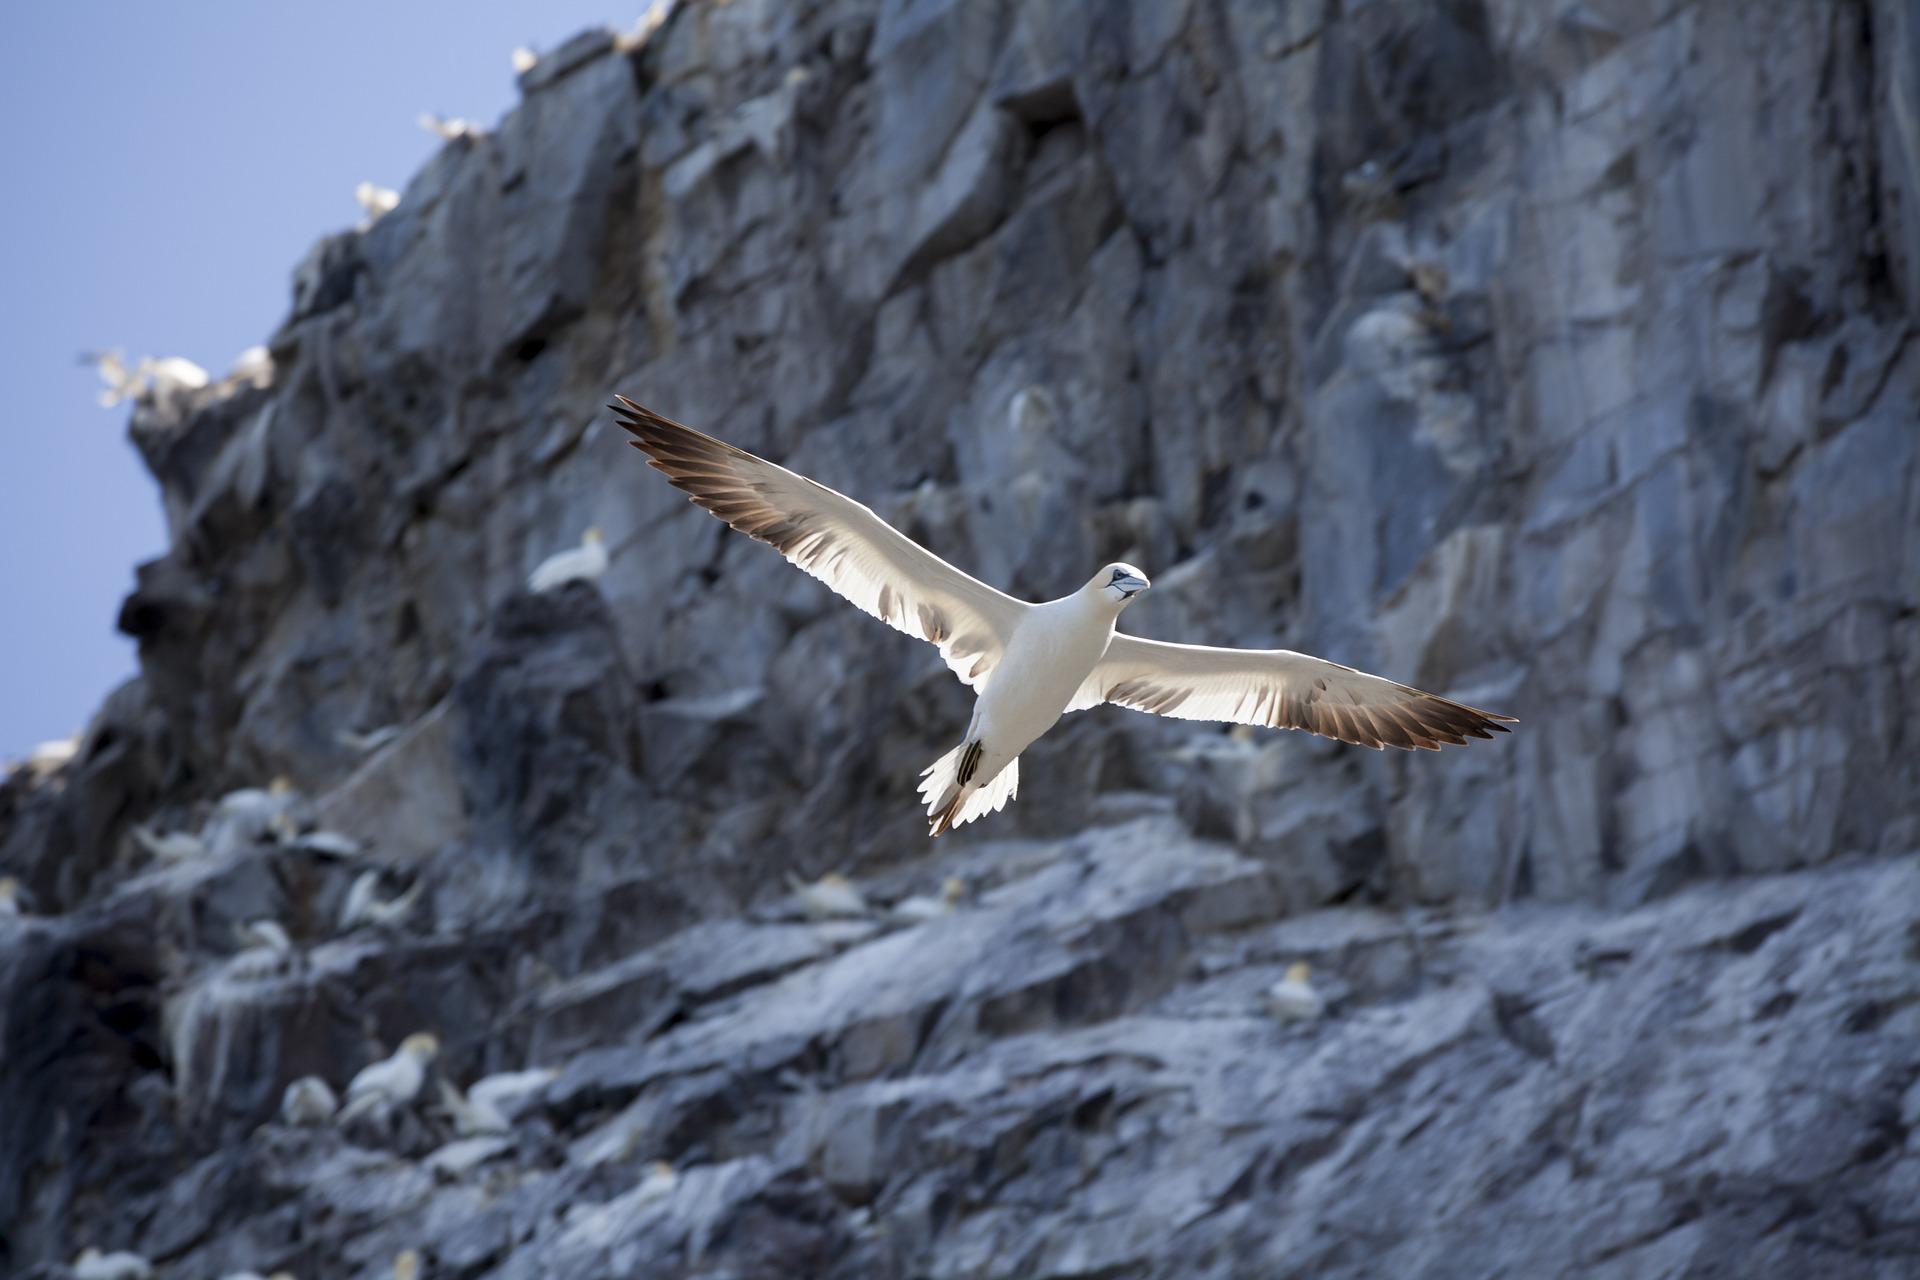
[{"left": 0, "top": 2, "right": 631, "bottom": 760}]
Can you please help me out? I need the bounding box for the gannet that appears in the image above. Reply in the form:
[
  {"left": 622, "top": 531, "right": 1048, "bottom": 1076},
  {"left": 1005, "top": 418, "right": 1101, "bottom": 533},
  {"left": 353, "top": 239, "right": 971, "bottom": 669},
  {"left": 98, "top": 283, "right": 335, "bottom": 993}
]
[
  {"left": 418, "top": 113, "right": 478, "bottom": 141},
  {"left": 337, "top": 1032, "right": 438, "bottom": 1124},
  {"left": 610, "top": 399, "right": 1517, "bottom": 835},
  {"left": 1264, "top": 962, "right": 1326, "bottom": 1023},
  {"left": 230, "top": 344, "right": 274, "bottom": 385},
  {"left": 393, "top": 1249, "right": 422, "bottom": 1280},
  {"left": 435, "top": 1078, "right": 510, "bottom": 1136},
  {"left": 281, "top": 1075, "right": 339, "bottom": 1125},
  {"left": 339, "top": 870, "right": 423, "bottom": 930},
  {"left": 72, "top": 1248, "right": 153, "bottom": 1280},
  {"left": 354, "top": 181, "right": 400, "bottom": 221},
  {"left": 635, "top": 1160, "right": 679, "bottom": 1205},
  {"left": 131, "top": 823, "right": 207, "bottom": 863},
  {"left": 528, "top": 527, "right": 608, "bottom": 592},
  {"left": 0, "top": 876, "right": 22, "bottom": 916},
  {"left": 82, "top": 349, "right": 141, "bottom": 407},
  {"left": 787, "top": 871, "right": 868, "bottom": 919},
  {"left": 889, "top": 876, "right": 966, "bottom": 923},
  {"left": 335, "top": 724, "right": 403, "bottom": 754},
  {"left": 511, "top": 45, "right": 539, "bottom": 73}
]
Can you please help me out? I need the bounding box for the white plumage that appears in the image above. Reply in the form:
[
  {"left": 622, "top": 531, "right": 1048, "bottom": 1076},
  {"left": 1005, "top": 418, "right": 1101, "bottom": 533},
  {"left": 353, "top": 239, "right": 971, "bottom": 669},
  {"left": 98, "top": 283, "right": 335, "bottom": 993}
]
[
  {"left": 889, "top": 876, "right": 967, "bottom": 923},
  {"left": 339, "top": 870, "right": 423, "bottom": 930},
  {"left": 354, "top": 181, "right": 400, "bottom": 221},
  {"left": 1264, "top": 962, "right": 1326, "bottom": 1023},
  {"left": 130, "top": 823, "right": 206, "bottom": 863},
  {"left": 337, "top": 1032, "right": 438, "bottom": 1124},
  {"left": 528, "top": 527, "right": 608, "bottom": 592},
  {"left": 281, "top": 1075, "right": 339, "bottom": 1126},
  {"left": 72, "top": 1249, "right": 153, "bottom": 1280},
  {"left": 611, "top": 398, "right": 1515, "bottom": 837},
  {"left": 787, "top": 871, "right": 868, "bottom": 920}
]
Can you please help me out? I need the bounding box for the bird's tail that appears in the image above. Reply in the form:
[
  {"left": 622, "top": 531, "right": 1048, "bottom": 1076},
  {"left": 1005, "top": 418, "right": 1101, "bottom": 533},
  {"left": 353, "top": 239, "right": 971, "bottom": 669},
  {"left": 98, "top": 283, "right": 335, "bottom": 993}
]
[{"left": 917, "top": 742, "right": 1019, "bottom": 837}]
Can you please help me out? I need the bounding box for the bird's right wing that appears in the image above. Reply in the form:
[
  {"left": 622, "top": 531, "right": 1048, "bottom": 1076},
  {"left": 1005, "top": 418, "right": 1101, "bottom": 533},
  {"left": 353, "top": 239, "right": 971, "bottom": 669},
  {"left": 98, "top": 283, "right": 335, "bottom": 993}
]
[
  {"left": 1074, "top": 633, "right": 1515, "bottom": 749},
  {"left": 611, "top": 397, "right": 1027, "bottom": 688}
]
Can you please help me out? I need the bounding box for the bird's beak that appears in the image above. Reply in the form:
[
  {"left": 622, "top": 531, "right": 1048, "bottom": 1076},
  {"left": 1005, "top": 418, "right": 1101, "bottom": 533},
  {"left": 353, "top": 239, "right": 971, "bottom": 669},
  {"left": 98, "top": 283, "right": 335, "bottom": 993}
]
[{"left": 1116, "top": 574, "right": 1149, "bottom": 600}]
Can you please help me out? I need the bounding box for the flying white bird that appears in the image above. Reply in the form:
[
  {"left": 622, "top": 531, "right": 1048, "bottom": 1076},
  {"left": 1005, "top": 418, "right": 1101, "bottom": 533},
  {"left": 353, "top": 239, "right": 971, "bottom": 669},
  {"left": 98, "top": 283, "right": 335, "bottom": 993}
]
[
  {"left": 338, "top": 870, "right": 423, "bottom": 931},
  {"left": 786, "top": 871, "right": 868, "bottom": 920},
  {"left": 528, "top": 527, "right": 608, "bottom": 592},
  {"left": 81, "top": 352, "right": 208, "bottom": 408},
  {"left": 337, "top": 1032, "right": 439, "bottom": 1124},
  {"left": 281, "top": 1075, "right": 339, "bottom": 1126},
  {"left": 889, "top": 876, "right": 967, "bottom": 923},
  {"left": 73, "top": 1248, "right": 153, "bottom": 1280},
  {"left": 610, "top": 399, "right": 1517, "bottom": 835},
  {"left": 1264, "top": 962, "right": 1326, "bottom": 1023},
  {"left": 130, "top": 823, "right": 207, "bottom": 864}
]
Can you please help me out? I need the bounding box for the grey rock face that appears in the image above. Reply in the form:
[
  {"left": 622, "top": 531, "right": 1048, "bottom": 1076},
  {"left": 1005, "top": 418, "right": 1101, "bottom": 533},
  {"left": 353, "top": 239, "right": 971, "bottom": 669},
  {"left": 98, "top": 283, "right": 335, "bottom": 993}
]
[{"left": 3, "top": 1, "right": 1917, "bottom": 1276}]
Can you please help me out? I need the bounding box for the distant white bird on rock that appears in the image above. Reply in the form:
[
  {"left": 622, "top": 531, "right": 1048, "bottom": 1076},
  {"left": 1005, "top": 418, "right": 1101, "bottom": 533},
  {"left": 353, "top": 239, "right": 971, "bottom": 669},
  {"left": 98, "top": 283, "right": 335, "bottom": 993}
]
[
  {"left": 1264, "top": 962, "right": 1326, "bottom": 1023},
  {"left": 281, "top": 1075, "right": 339, "bottom": 1126},
  {"left": 229, "top": 344, "right": 274, "bottom": 385},
  {"left": 511, "top": 45, "right": 539, "bottom": 73},
  {"left": 528, "top": 527, "right": 608, "bottom": 592},
  {"left": 354, "top": 181, "right": 400, "bottom": 222},
  {"left": 0, "top": 877, "right": 23, "bottom": 917},
  {"left": 418, "top": 112, "right": 478, "bottom": 141},
  {"left": 611, "top": 398, "right": 1517, "bottom": 835},
  {"left": 787, "top": 871, "right": 868, "bottom": 920},
  {"left": 393, "top": 1249, "right": 422, "bottom": 1280},
  {"left": 635, "top": 1160, "right": 679, "bottom": 1205},
  {"left": 131, "top": 823, "right": 207, "bottom": 864},
  {"left": 889, "top": 876, "right": 967, "bottom": 923},
  {"left": 72, "top": 1248, "right": 153, "bottom": 1280},
  {"left": 435, "top": 1078, "right": 510, "bottom": 1136},
  {"left": 339, "top": 870, "right": 423, "bottom": 930},
  {"left": 338, "top": 1032, "right": 439, "bottom": 1124}
]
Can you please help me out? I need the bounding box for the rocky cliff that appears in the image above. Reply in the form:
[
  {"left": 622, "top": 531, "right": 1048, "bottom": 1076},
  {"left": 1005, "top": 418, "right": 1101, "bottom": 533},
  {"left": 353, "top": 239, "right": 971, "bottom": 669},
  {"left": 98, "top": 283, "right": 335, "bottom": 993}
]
[{"left": 4, "top": 1, "right": 1918, "bottom": 1276}]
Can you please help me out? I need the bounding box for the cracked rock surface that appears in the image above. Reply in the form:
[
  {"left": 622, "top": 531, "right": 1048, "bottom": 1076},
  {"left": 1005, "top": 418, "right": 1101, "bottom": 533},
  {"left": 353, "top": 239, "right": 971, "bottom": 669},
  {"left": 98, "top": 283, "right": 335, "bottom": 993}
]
[{"left": 4, "top": 1, "right": 1918, "bottom": 1276}]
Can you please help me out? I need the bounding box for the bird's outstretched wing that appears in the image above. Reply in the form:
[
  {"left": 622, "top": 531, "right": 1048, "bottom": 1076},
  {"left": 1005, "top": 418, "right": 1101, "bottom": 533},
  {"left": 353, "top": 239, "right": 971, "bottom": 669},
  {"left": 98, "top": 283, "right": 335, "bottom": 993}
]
[
  {"left": 1072, "top": 633, "right": 1515, "bottom": 749},
  {"left": 611, "top": 397, "right": 1027, "bottom": 688}
]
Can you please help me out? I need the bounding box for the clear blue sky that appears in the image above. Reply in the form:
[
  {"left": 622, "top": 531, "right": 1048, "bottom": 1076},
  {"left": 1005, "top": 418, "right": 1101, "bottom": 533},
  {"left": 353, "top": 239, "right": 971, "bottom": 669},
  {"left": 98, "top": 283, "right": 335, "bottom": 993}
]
[{"left": 1, "top": 3, "right": 629, "bottom": 760}]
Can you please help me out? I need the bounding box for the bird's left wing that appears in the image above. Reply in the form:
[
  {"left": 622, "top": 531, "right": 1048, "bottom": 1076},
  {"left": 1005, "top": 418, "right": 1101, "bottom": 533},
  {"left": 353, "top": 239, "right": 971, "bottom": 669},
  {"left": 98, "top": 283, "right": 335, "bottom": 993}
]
[
  {"left": 611, "top": 397, "right": 1026, "bottom": 688},
  {"left": 1072, "top": 633, "right": 1515, "bottom": 749}
]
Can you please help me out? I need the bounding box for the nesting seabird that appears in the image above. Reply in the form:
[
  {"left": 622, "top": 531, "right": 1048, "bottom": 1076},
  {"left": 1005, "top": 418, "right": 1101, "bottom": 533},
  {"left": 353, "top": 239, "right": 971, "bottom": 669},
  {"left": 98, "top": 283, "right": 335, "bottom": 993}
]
[
  {"left": 610, "top": 399, "right": 1517, "bottom": 835},
  {"left": 787, "top": 871, "right": 868, "bottom": 920},
  {"left": 528, "top": 526, "right": 608, "bottom": 592},
  {"left": 72, "top": 1248, "right": 154, "bottom": 1280},
  {"left": 435, "top": 1078, "right": 511, "bottom": 1136},
  {"left": 1264, "top": 962, "right": 1326, "bottom": 1023},
  {"left": 354, "top": 181, "right": 400, "bottom": 222},
  {"left": 418, "top": 112, "right": 479, "bottom": 141},
  {"left": 889, "top": 876, "right": 967, "bottom": 923},
  {"left": 339, "top": 869, "right": 423, "bottom": 930},
  {"left": 337, "top": 1032, "right": 439, "bottom": 1124},
  {"left": 0, "top": 876, "right": 24, "bottom": 917},
  {"left": 281, "top": 1075, "right": 339, "bottom": 1126},
  {"left": 511, "top": 45, "right": 539, "bottom": 73}
]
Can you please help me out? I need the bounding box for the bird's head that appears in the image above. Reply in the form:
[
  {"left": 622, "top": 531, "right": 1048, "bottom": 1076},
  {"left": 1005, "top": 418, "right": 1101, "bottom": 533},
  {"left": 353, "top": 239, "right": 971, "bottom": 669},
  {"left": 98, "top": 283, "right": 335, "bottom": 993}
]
[
  {"left": 1087, "top": 562, "right": 1150, "bottom": 607},
  {"left": 582, "top": 526, "right": 605, "bottom": 546},
  {"left": 400, "top": 1032, "right": 441, "bottom": 1062}
]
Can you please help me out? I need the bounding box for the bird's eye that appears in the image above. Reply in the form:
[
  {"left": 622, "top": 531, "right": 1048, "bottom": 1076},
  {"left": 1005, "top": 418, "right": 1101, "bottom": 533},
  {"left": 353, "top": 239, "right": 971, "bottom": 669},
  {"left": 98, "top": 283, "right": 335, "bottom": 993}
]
[{"left": 1110, "top": 568, "right": 1126, "bottom": 582}]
